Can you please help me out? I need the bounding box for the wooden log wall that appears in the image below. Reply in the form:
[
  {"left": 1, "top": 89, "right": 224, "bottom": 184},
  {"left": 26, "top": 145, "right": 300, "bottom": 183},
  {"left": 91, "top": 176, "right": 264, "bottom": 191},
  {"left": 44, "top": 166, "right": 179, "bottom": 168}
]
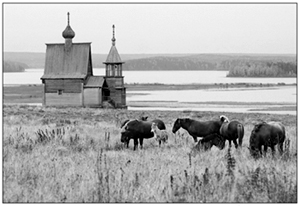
[
  {"left": 45, "top": 93, "right": 82, "bottom": 106},
  {"left": 105, "top": 77, "right": 124, "bottom": 88},
  {"left": 45, "top": 79, "right": 82, "bottom": 93},
  {"left": 83, "top": 88, "right": 101, "bottom": 106}
]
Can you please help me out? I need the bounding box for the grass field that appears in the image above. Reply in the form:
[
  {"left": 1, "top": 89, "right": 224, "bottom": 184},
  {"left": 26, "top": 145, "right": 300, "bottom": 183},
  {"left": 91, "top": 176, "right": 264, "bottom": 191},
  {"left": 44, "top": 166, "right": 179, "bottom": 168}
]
[{"left": 3, "top": 105, "right": 297, "bottom": 203}]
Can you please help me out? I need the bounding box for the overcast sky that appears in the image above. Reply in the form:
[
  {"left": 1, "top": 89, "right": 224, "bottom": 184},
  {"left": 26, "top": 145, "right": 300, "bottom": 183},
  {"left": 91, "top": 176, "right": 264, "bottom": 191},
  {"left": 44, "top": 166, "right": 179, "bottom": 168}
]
[{"left": 3, "top": 3, "right": 296, "bottom": 54}]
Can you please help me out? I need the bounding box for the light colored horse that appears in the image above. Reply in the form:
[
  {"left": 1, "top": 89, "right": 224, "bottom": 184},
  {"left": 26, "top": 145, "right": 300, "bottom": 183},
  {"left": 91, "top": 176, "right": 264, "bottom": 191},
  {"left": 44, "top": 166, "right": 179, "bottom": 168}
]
[{"left": 151, "top": 122, "right": 168, "bottom": 146}]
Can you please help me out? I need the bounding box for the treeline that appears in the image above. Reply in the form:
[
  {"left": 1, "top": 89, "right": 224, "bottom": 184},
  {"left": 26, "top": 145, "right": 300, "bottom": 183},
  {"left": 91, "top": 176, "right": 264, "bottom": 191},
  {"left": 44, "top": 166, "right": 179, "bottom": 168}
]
[
  {"left": 227, "top": 61, "right": 297, "bottom": 77},
  {"left": 122, "top": 55, "right": 296, "bottom": 73},
  {"left": 123, "top": 56, "right": 223, "bottom": 71},
  {"left": 4, "top": 61, "right": 28, "bottom": 72},
  {"left": 4, "top": 52, "right": 297, "bottom": 77}
]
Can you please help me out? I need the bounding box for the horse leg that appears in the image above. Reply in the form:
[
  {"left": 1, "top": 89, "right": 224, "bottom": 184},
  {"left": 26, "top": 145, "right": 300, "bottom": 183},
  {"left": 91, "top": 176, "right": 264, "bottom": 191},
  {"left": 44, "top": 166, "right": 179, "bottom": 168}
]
[
  {"left": 270, "top": 145, "right": 276, "bottom": 157},
  {"left": 233, "top": 139, "right": 238, "bottom": 149},
  {"left": 133, "top": 138, "right": 138, "bottom": 151},
  {"left": 237, "top": 124, "right": 244, "bottom": 147},
  {"left": 254, "top": 144, "right": 261, "bottom": 157},
  {"left": 263, "top": 145, "right": 268, "bottom": 157},
  {"left": 277, "top": 142, "right": 284, "bottom": 155},
  {"left": 139, "top": 137, "right": 144, "bottom": 149},
  {"left": 228, "top": 140, "right": 232, "bottom": 148}
]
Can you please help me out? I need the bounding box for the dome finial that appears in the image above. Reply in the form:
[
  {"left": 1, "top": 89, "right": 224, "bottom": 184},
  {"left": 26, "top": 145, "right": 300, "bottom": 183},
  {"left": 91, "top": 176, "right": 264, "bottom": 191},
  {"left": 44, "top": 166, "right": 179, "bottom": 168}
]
[
  {"left": 67, "top": 12, "right": 70, "bottom": 26},
  {"left": 62, "top": 12, "right": 75, "bottom": 39},
  {"left": 112, "top": 24, "right": 116, "bottom": 46}
]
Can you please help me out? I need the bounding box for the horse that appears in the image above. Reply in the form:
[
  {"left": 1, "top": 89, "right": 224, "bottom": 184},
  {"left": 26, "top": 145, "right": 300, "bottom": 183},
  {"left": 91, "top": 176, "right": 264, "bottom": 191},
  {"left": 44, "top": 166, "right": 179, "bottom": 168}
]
[
  {"left": 121, "top": 119, "right": 166, "bottom": 150},
  {"left": 172, "top": 118, "right": 223, "bottom": 143},
  {"left": 120, "top": 116, "right": 148, "bottom": 128},
  {"left": 219, "top": 115, "right": 244, "bottom": 149},
  {"left": 194, "top": 133, "right": 226, "bottom": 152},
  {"left": 249, "top": 121, "right": 286, "bottom": 158},
  {"left": 151, "top": 122, "right": 168, "bottom": 146}
]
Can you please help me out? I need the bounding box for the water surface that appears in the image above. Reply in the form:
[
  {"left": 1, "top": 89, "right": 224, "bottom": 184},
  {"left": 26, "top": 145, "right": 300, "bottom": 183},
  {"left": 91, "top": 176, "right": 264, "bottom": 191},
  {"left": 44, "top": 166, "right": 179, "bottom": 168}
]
[{"left": 3, "top": 68, "right": 297, "bottom": 85}]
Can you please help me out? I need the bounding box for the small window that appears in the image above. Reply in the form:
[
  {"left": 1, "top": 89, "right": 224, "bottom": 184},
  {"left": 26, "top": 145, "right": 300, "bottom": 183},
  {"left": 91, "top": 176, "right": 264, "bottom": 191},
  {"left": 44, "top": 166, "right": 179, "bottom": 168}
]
[{"left": 57, "top": 90, "right": 63, "bottom": 95}]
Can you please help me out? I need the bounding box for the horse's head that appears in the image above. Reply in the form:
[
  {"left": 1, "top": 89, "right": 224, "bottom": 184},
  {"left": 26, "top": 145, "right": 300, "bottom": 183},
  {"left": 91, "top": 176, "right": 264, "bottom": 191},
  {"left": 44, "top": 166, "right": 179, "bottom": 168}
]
[
  {"left": 120, "top": 120, "right": 136, "bottom": 143},
  {"left": 139, "top": 116, "right": 148, "bottom": 121},
  {"left": 121, "top": 131, "right": 130, "bottom": 143},
  {"left": 220, "top": 115, "right": 230, "bottom": 123},
  {"left": 172, "top": 118, "right": 182, "bottom": 133}
]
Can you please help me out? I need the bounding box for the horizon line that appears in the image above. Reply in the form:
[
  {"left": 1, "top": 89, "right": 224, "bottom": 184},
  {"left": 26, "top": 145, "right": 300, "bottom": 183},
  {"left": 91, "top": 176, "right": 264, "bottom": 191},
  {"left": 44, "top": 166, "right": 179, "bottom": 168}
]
[{"left": 3, "top": 51, "right": 296, "bottom": 56}]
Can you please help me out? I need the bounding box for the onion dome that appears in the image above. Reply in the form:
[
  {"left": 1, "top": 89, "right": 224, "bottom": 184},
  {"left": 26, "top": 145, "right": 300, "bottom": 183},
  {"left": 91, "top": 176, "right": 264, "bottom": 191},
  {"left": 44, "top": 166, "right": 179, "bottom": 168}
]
[{"left": 62, "top": 12, "right": 75, "bottom": 39}]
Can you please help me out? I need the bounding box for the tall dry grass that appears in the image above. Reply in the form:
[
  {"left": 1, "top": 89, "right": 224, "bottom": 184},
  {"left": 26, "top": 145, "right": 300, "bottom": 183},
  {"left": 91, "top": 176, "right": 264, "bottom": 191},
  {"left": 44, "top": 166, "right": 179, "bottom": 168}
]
[{"left": 3, "top": 105, "right": 297, "bottom": 203}]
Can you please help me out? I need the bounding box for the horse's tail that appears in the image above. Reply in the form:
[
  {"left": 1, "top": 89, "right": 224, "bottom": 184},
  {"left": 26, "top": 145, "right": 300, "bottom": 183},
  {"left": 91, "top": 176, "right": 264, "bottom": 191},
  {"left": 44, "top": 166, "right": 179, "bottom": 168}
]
[{"left": 237, "top": 123, "right": 244, "bottom": 147}]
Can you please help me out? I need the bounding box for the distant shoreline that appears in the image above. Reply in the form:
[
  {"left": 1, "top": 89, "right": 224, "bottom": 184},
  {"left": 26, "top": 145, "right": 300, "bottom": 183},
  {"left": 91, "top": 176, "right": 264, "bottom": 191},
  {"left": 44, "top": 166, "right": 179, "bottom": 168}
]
[
  {"left": 4, "top": 82, "right": 296, "bottom": 90},
  {"left": 3, "top": 83, "right": 296, "bottom": 115}
]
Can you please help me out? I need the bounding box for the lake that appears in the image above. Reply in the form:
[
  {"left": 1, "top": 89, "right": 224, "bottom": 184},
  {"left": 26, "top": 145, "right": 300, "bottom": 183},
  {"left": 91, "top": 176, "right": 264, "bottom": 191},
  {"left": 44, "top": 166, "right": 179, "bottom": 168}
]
[
  {"left": 3, "top": 68, "right": 297, "bottom": 85},
  {"left": 3, "top": 68, "right": 297, "bottom": 115}
]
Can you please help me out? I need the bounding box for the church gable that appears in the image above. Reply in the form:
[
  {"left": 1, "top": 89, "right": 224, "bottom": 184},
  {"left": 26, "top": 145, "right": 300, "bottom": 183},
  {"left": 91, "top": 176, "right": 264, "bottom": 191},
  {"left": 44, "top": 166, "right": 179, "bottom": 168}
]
[{"left": 41, "top": 43, "right": 92, "bottom": 79}]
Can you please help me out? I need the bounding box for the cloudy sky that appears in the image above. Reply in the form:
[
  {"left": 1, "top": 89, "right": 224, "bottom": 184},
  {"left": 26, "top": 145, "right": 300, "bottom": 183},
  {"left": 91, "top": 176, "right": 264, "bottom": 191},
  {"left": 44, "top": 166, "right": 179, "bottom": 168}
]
[{"left": 3, "top": 3, "right": 296, "bottom": 54}]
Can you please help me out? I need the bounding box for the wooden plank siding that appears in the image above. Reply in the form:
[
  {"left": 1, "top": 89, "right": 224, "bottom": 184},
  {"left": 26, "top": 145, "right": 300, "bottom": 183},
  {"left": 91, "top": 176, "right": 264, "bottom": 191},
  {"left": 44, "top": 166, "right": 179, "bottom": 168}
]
[
  {"left": 45, "top": 79, "right": 82, "bottom": 93},
  {"left": 108, "top": 88, "right": 126, "bottom": 107},
  {"left": 105, "top": 77, "right": 124, "bottom": 88},
  {"left": 45, "top": 93, "right": 82, "bottom": 106},
  {"left": 83, "top": 88, "right": 101, "bottom": 106}
]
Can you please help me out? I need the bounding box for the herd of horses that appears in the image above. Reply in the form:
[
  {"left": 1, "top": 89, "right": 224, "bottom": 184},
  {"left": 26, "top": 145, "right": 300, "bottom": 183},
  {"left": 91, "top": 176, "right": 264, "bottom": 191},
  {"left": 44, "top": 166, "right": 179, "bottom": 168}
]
[{"left": 120, "top": 115, "right": 286, "bottom": 158}]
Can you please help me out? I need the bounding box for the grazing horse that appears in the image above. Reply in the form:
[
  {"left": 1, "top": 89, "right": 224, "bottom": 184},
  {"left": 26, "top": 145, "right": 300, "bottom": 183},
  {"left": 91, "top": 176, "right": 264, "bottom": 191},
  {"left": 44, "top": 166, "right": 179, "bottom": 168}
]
[
  {"left": 197, "top": 133, "right": 226, "bottom": 151},
  {"left": 219, "top": 115, "right": 244, "bottom": 148},
  {"left": 249, "top": 121, "right": 286, "bottom": 157},
  {"left": 120, "top": 116, "right": 148, "bottom": 129},
  {"left": 121, "top": 119, "right": 166, "bottom": 150},
  {"left": 172, "top": 118, "right": 223, "bottom": 143},
  {"left": 151, "top": 122, "right": 169, "bottom": 146}
]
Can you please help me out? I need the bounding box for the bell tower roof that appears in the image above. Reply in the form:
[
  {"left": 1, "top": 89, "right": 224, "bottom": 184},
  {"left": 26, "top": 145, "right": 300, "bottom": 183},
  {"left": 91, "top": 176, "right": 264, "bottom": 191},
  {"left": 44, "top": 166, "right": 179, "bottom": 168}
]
[{"left": 103, "top": 25, "right": 124, "bottom": 64}]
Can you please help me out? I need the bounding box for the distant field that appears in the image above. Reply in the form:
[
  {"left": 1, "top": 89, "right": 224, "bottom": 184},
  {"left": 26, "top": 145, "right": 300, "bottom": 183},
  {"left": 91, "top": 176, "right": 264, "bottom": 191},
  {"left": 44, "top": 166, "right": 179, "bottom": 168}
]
[
  {"left": 3, "top": 83, "right": 295, "bottom": 104},
  {"left": 3, "top": 105, "right": 297, "bottom": 203}
]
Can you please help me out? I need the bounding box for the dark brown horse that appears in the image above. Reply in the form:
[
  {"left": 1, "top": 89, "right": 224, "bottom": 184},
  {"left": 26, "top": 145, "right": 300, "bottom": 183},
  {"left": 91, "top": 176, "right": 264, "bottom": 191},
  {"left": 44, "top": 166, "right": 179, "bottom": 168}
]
[
  {"left": 172, "top": 118, "right": 223, "bottom": 143},
  {"left": 120, "top": 116, "right": 148, "bottom": 129},
  {"left": 121, "top": 119, "right": 166, "bottom": 150},
  {"left": 219, "top": 115, "right": 244, "bottom": 149},
  {"left": 249, "top": 121, "right": 286, "bottom": 157},
  {"left": 198, "top": 133, "right": 226, "bottom": 150}
]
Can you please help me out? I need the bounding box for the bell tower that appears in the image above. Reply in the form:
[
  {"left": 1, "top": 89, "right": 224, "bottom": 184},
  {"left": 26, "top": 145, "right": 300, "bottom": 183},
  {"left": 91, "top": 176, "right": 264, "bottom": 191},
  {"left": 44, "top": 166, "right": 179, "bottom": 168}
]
[{"left": 103, "top": 25, "right": 126, "bottom": 108}]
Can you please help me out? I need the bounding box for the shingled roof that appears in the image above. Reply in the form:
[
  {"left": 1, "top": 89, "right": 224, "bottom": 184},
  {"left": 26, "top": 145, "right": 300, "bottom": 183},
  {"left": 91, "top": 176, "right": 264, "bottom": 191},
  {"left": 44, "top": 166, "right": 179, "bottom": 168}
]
[
  {"left": 41, "top": 43, "right": 93, "bottom": 79},
  {"left": 84, "top": 76, "right": 107, "bottom": 88},
  {"left": 104, "top": 46, "right": 124, "bottom": 64}
]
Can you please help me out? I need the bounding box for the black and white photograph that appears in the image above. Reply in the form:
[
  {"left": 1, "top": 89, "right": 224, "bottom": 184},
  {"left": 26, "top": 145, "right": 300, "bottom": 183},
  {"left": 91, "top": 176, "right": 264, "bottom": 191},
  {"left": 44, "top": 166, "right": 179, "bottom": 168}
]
[{"left": 3, "top": 2, "right": 297, "bottom": 203}]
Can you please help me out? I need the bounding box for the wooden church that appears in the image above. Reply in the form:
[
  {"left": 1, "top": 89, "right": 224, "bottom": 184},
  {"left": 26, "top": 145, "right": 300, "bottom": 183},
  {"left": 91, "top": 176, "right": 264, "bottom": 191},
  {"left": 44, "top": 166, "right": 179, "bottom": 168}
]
[{"left": 41, "top": 13, "right": 126, "bottom": 108}]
